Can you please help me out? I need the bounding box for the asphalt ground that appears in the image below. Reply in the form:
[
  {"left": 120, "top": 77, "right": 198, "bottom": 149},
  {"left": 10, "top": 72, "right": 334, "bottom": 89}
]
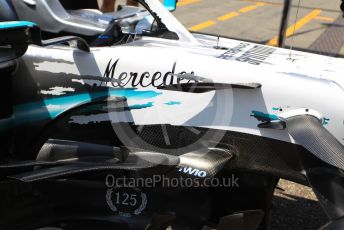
[{"left": 172, "top": 0, "right": 344, "bottom": 56}]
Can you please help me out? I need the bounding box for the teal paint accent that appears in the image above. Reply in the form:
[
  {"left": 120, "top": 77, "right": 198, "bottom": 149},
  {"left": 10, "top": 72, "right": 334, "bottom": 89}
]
[
  {"left": 13, "top": 88, "right": 162, "bottom": 125},
  {"left": 322, "top": 118, "right": 330, "bottom": 125},
  {"left": 14, "top": 101, "right": 53, "bottom": 125},
  {"left": 164, "top": 0, "right": 177, "bottom": 11},
  {"left": 251, "top": 110, "right": 280, "bottom": 122},
  {"left": 165, "top": 101, "right": 181, "bottom": 106},
  {"left": 0, "top": 21, "right": 36, "bottom": 29},
  {"left": 0, "top": 117, "right": 13, "bottom": 133},
  {"left": 272, "top": 107, "right": 280, "bottom": 111},
  {"left": 129, "top": 102, "right": 154, "bottom": 110}
]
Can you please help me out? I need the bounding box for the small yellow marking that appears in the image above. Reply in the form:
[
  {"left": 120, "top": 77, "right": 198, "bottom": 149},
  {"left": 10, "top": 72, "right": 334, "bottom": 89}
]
[
  {"left": 240, "top": 0, "right": 282, "bottom": 6},
  {"left": 177, "top": 0, "right": 201, "bottom": 7},
  {"left": 189, "top": 2, "right": 267, "bottom": 31},
  {"left": 267, "top": 9, "right": 322, "bottom": 46},
  {"left": 239, "top": 5, "right": 257, "bottom": 13},
  {"left": 314, "top": 16, "right": 335, "bottom": 22},
  {"left": 256, "top": 2, "right": 267, "bottom": 6},
  {"left": 217, "top": 12, "right": 240, "bottom": 21},
  {"left": 189, "top": 20, "right": 217, "bottom": 31}
]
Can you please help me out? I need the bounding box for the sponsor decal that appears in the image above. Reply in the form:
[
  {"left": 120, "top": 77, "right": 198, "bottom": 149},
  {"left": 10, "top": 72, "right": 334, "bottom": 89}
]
[
  {"left": 219, "top": 44, "right": 276, "bottom": 65},
  {"left": 218, "top": 42, "right": 250, "bottom": 60},
  {"left": 235, "top": 45, "right": 276, "bottom": 65},
  {"left": 178, "top": 166, "right": 207, "bottom": 178},
  {"left": 102, "top": 59, "right": 197, "bottom": 88}
]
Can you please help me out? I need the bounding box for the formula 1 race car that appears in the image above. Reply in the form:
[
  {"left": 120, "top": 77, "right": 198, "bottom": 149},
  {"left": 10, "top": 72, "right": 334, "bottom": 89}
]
[{"left": 0, "top": 0, "right": 344, "bottom": 229}]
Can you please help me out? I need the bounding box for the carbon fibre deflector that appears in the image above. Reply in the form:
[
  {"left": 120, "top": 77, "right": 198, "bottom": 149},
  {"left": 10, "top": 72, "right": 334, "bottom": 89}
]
[
  {"left": 285, "top": 115, "right": 344, "bottom": 171},
  {"left": 2, "top": 139, "right": 180, "bottom": 182}
]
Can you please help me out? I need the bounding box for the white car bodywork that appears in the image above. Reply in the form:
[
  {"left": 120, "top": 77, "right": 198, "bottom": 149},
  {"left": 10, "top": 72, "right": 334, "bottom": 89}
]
[{"left": 25, "top": 16, "right": 344, "bottom": 147}]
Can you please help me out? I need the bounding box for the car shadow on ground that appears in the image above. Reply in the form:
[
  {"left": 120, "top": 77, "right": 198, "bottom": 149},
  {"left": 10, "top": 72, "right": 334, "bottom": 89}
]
[{"left": 270, "top": 185, "right": 328, "bottom": 230}]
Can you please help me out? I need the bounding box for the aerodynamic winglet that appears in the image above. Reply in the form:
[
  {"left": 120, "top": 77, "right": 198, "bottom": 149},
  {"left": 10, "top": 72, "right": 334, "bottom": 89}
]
[{"left": 158, "top": 82, "right": 261, "bottom": 93}]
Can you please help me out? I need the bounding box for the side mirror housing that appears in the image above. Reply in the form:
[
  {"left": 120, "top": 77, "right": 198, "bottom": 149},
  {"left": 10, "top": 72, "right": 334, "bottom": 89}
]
[
  {"left": 164, "top": 0, "right": 177, "bottom": 12},
  {"left": 0, "top": 21, "right": 41, "bottom": 63},
  {"left": 0, "top": 21, "right": 89, "bottom": 63}
]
